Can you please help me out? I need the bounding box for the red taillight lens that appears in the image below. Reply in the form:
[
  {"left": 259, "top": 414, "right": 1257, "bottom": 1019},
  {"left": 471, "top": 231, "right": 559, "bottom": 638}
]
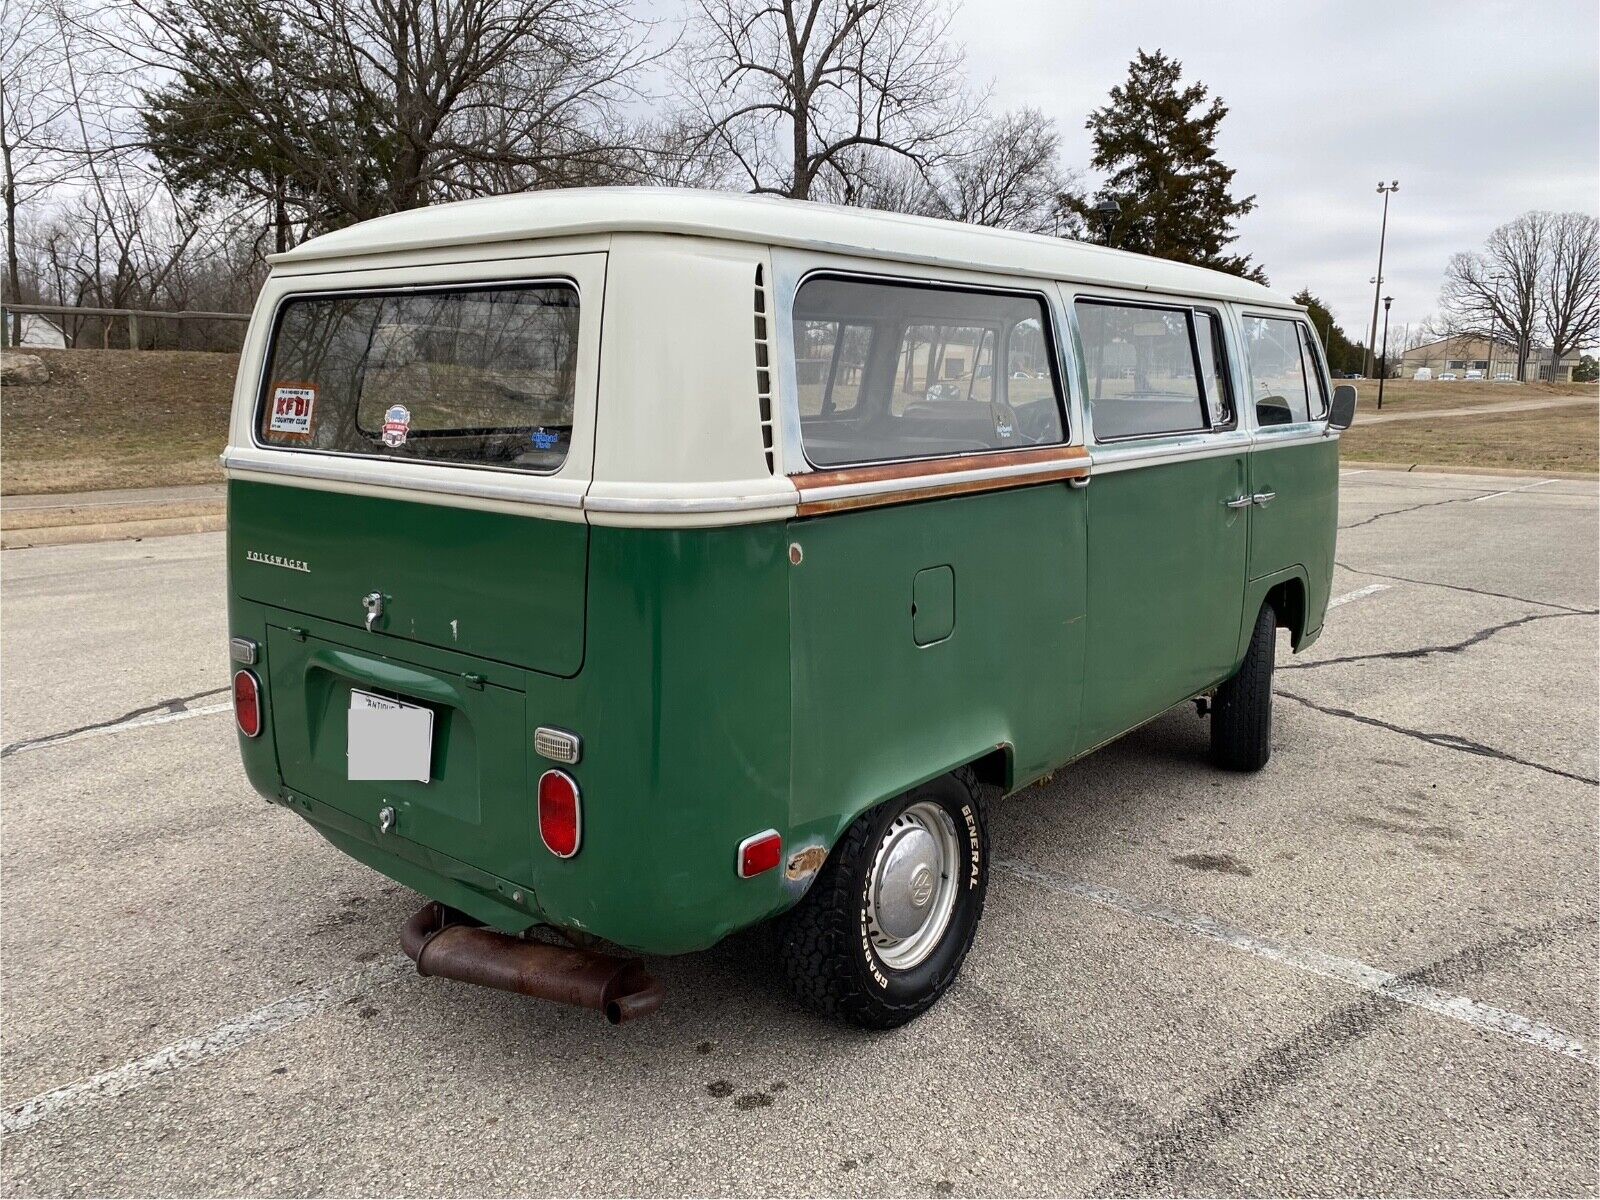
[
  {"left": 538, "top": 770, "right": 581, "bottom": 858},
  {"left": 738, "top": 830, "right": 782, "bottom": 878},
  {"left": 233, "top": 670, "right": 262, "bottom": 738}
]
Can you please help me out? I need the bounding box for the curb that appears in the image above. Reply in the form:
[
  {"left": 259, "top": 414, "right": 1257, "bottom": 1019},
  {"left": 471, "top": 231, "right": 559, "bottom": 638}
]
[
  {"left": 1341, "top": 460, "right": 1597, "bottom": 481},
  {"left": 1, "top": 513, "right": 226, "bottom": 550}
]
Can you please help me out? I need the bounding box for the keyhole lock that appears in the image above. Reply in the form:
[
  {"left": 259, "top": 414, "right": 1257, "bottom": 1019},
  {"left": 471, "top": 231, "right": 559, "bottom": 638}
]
[
  {"left": 362, "top": 591, "right": 385, "bottom": 632},
  {"left": 378, "top": 805, "right": 396, "bottom": 835}
]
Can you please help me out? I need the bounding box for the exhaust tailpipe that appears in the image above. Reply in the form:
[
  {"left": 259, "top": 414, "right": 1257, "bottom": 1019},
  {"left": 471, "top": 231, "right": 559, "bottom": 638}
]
[{"left": 400, "top": 902, "right": 665, "bottom": 1024}]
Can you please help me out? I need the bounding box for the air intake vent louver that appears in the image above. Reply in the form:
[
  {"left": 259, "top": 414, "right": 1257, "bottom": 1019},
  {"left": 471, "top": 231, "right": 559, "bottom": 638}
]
[{"left": 754, "top": 264, "right": 775, "bottom": 474}]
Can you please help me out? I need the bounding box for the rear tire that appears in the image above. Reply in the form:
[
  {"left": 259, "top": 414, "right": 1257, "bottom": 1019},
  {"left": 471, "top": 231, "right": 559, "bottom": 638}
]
[
  {"left": 1211, "top": 602, "right": 1276, "bottom": 772},
  {"left": 779, "top": 768, "right": 988, "bottom": 1029}
]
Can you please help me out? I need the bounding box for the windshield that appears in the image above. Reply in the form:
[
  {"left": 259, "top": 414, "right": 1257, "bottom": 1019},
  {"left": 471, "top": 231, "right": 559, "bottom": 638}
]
[{"left": 257, "top": 282, "right": 579, "bottom": 472}]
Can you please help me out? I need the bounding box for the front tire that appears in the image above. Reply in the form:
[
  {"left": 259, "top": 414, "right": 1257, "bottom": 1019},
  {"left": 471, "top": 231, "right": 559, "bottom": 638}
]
[
  {"left": 779, "top": 768, "right": 989, "bottom": 1029},
  {"left": 1211, "top": 602, "right": 1277, "bottom": 772}
]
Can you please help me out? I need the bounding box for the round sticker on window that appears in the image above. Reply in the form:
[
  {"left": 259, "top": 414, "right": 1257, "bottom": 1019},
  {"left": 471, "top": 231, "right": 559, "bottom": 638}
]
[{"left": 381, "top": 405, "right": 411, "bottom": 448}]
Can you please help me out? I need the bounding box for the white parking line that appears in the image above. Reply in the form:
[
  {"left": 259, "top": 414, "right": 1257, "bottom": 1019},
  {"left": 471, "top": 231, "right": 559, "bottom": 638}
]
[
  {"left": 999, "top": 859, "right": 1589, "bottom": 1065},
  {"left": 0, "top": 956, "right": 413, "bottom": 1138},
  {"left": 5, "top": 703, "right": 232, "bottom": 757},
  {"left": 1327, "top": 583, "right": 1392, "bottom": 609},
  {"left": 1469, "top": 478, "right": 1556, "bottom": 502}
]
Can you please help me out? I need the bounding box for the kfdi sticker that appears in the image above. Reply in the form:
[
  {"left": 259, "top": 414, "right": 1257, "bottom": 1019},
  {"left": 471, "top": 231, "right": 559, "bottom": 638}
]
[
  {"left": 381, "top": 405, "right": 411, "bottom": 448},
  {"left": 268, "top": 385, "right": 316, "bottom": 438}
]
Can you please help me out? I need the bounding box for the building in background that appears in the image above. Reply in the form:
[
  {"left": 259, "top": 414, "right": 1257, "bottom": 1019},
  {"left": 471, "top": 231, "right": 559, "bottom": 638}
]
[{"left": 1396, "top": 335, "right": 1582, "bottom": 382}]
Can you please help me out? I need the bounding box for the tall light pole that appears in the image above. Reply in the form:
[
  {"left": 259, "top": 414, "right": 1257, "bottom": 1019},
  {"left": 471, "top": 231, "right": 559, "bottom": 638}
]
[
  {"left": 1364, "top": 181, "right": 1400, "bottom": 378},
  {"left": 1377, "top": 295, "right": 1393, "bottom": 410},
  {"left": 1485, "top": 272, "right": 1503, "bottom": 381}
]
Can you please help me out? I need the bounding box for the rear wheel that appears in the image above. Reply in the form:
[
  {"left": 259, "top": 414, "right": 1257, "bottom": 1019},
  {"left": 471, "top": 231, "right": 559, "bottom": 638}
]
[
  {"left": 1211, "top": 602, "right": 1277, "bottom": 771},
  {"left": 779, "top": 768, "right": 988, "bottom": 1029}
]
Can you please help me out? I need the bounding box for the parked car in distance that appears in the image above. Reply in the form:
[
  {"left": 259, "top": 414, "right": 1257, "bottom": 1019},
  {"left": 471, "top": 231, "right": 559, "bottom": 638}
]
[
  {"left": 1465, "top": 370, "right": 1484, "bottom": 380},
  {"left": 1413, "top": 368, "right": 1433, "bottom": 381},
  {"left": 1439, "top": 371, "right": 1458, "bottom": 381}
]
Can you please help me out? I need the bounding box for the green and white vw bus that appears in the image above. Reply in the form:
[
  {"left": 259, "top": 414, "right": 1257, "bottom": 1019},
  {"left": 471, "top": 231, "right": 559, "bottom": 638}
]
[{"left": 225, "top": 189, "right": 1355, "bottom": 1027}]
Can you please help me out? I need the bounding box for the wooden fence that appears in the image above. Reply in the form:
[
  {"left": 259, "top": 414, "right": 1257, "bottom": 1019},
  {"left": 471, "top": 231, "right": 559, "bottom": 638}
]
[{"left": 2, "top": 302, "right": 250, "bottom": 351}]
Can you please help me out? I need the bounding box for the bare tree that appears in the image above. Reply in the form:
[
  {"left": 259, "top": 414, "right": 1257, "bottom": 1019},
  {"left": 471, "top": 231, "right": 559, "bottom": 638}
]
[
  {"left": 1541, "top": 211, "right": 1600, "bottom": 377},
  {"left": 0, "top": 0, "right": 75, "bottom": 343},
  {"left": 848, "top": 107, "right": 1079, "bottom": 234},
  {"left": 678, "top": 0, "right": 977, "bottom": 202},
  {"left": 123, "top": 0, "right": 659, "bottom": 236},
  {"left": 1440, "top": 211, "right": 1549, "bottom": 381}
]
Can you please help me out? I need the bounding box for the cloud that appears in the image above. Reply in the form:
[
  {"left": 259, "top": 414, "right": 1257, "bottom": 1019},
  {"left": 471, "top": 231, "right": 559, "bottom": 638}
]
[{"left": 949, "top": 0, "right": 1599, "bottom": 334}]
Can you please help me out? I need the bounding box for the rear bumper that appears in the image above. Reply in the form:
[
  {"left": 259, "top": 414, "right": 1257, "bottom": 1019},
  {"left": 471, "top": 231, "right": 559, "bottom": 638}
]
[{"left": 272, "top": 786, "right": 797, "bottom": 956}]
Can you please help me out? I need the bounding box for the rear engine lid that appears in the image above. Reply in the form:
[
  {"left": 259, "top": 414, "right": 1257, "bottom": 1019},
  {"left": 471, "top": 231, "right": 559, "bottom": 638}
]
[{"left": 265, "top": 623, "right": 533, "bottom": 886}]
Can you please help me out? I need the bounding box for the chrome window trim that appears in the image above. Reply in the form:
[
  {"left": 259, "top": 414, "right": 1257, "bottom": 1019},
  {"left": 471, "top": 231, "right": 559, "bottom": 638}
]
[
  {"left": 222, "top": 444, "right": 584, "bottom": 508},
  {"left": 248, "top": 275, "right": 583, "bottom": 478},
  {"left": 1069, "top": 293, "right": 1229, "bottom": 445},
  {"left": 778, "top": 265, "right": 1074, "bottom": 475},
  {"left": 1240, "top": 310, "right": 1332, "bottom": 424}
]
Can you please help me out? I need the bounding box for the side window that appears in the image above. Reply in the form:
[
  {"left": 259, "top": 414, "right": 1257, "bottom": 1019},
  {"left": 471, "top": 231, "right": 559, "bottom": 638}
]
[
  {"left": 1298, "top": 323, "right": 1330, "bottom": 417},
  {"left": 1195, "top": 311, "right": 1235, "bottom": 427},
  {"left": 792, "top": 276, "right": 1065, "bottom": 468},
  {"left": 1076, "top": 300, "right": 1207, "bottom": 440},
  {"left": 1243, "top": 315, "right": 1312, "bottom": 426}
]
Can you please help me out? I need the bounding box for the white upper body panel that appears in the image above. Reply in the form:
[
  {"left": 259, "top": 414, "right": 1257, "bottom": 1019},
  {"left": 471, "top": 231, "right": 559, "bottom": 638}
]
[
  {"left": 271, "top": 187, "right": 1293, "bottom": 310},
  {"left": 231, "top": 189, "right": 1321, "bottom": 528}
]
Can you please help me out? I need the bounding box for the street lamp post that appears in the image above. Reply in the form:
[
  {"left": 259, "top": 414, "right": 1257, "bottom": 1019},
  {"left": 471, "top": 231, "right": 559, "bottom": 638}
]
[
  {"left": 1485, "top": 273, "right": 1503, "bottom": 382},
  {"left": 1093, "top": 198, "right": 1121, "bottom": 248},
  {"left": 1377, "top": 295, "right": 1393, "bottom": 410},
  {"left": 1364, "top": 181, "right": 1400, "bottom": 378}
]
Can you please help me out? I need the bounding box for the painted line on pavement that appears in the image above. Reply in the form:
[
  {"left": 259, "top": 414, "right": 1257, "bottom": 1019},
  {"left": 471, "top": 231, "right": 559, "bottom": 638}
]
[
  {"left": 3, "top": 703, "right": 232, "bottom": 757},
  {"left": 1327, "top": 583, "right": 1392, "bottom": 609},
  {"left": 998, "top": 859, "right": 1589, "bottom": 1066},
  {"left": 0, "top": 956, "right": 414, "bottom": 1138},
  {"left": 1470, "top": 478, "right": 1556, "bottom": 502}
]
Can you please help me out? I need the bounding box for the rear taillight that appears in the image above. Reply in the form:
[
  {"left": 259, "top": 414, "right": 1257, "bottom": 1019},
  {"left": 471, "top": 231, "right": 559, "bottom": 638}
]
[
  {"left": 233, "top": 670, "right": 262, "bottom": 738},
  {"left": 538, "top": 770, "right": 581, "bottom": 858}
]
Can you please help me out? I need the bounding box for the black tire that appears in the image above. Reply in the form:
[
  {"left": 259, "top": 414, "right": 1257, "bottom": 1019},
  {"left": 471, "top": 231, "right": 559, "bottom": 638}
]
[
  {"left": 779, "top": 768, "right": 989, "bottom": 1029},
  {"left": 1211, "top": 602, "right": 1276, "bottom": 772}
]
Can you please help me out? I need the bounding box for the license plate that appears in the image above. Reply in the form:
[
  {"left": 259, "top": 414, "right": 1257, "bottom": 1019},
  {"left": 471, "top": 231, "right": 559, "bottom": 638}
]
[{"left": 347, "top": 689, "right": 433, "bottom": 782}]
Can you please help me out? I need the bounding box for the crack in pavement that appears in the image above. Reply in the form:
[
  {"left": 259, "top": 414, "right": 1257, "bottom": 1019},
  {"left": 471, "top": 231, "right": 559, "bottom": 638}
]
[
  {"left": 1090, "top": 912, "right": 1598, "bottom": 1197},
  {"left": 1, "top": 686, "right": 231, "bottom": 758},
  {"left": 1334, "top": 560, "right": 1595, "bottom": 614},
  {"left": 1277, "top": 690, "right": 1598, "bottom": 785},
  {"left": 1284, "top": 610, "right": 1597, "bottom": 672},
  {"left": 1340, "top": 491, "right": 1488, "bottom": 530}
]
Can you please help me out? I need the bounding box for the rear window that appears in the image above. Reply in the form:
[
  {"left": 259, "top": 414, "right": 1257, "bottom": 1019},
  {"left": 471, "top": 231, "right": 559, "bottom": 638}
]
[
  {"left": 793, "top": 276, "right": 1065, "bottom": 468},
  {"left": 257, "top": 283, "right": 579, "bottom": 472}
]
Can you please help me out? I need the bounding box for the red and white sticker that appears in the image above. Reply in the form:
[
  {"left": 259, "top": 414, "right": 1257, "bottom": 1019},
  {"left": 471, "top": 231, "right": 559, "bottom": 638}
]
[{"left": 268, "top": 385, "right": 317, "bottom": 436}]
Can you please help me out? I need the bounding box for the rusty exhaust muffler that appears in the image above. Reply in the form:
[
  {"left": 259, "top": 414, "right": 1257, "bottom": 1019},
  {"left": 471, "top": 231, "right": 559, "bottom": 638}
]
[{"left": 400, "top": 902, "right": 665, "bottom": 1024}]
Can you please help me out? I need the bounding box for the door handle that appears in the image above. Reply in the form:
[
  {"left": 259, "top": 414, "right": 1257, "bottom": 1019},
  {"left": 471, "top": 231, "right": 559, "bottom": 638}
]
[
  {"left": 1223, "top": 495, "right": 1253, "bottom": 509},
  {"left": 1252, "top": 491, "right": 1277, "bottom": 507}
]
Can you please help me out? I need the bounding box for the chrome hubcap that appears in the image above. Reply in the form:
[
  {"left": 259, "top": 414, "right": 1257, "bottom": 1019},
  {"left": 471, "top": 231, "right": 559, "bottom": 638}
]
[{"left": 866, "top": 801, "right": 961, "bottom": 970}]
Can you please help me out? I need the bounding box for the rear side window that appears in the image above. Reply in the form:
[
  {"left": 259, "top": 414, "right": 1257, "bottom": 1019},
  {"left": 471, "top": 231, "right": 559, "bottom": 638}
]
[
  {"left": 257, "top": 283, "right": 579, "bottom": 472},
  {"left": 1243, "top": 315, "right": 1326, "bottom": 426},
  {"left": 792, "top": 276, "right": 1065, "bottom": 468},
  {"left": 1076, "top": 300, "right": 1215, "bottom": 440}
]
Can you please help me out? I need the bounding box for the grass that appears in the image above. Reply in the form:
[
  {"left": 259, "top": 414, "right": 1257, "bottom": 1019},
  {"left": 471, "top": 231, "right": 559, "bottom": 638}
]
[
  {"left": 2, "top": 348, "right": 235, "bottom": 495},
  {"left": 1341, "top": 404, "right": 1598, "bottom": 474},
  {"left": 1348, "top": 378, "right": 1595, "bottom": 415}
]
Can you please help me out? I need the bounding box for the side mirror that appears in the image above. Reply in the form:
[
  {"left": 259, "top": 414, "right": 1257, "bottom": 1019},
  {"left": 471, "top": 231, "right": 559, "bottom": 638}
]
[{"left": 1328, "top": 384, "right": 1357, "bottom": 430}]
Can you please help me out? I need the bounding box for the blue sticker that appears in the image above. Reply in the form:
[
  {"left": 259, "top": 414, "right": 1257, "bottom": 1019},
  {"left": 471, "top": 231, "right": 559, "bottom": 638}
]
[{"left": 531, "top": 429, "right": 559, "bottom": 451}]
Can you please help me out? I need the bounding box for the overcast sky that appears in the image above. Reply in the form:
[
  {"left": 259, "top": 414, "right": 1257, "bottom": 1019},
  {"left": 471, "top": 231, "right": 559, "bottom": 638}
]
[
  {"left": 944, "top": 0, "right": 1599, "bottom": 342},
  {"left": 645, "top": 0, "right": 1598, "bottom": 344}
]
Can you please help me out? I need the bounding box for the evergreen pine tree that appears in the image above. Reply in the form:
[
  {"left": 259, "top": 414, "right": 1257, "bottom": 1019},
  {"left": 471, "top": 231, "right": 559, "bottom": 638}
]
[{"left": 1069, "top": 50, "right": 1265, "bottom": 283}]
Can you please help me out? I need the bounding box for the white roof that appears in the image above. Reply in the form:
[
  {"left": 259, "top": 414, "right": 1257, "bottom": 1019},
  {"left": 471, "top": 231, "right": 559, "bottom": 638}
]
[{"left": 272, "top": 187, "right": 1292, "bottom": 308}]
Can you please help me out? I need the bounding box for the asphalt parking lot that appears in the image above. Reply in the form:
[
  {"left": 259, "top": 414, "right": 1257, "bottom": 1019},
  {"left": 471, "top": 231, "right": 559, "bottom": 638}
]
[{"left": 2, "top": 467, "right": 1596, "bottom": 1197}]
